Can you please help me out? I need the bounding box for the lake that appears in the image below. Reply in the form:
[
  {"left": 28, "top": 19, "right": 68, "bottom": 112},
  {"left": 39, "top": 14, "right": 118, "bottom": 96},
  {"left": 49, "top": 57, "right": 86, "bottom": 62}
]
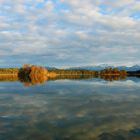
[{"left": 0, "top": 77, "right": 140, "bottom": 140}]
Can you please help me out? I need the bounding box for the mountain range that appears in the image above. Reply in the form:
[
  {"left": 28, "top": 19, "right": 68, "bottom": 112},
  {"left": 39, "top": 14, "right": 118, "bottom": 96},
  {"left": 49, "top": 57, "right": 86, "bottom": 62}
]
[{"left": 69, "top": 65, "right": 140, "bottom": 71}]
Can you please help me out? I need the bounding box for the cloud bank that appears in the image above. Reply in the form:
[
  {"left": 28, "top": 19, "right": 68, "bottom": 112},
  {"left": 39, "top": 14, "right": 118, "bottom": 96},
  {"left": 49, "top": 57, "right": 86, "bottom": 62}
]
[{"left": 0, "top": 0, "right": 140, "bottom": 67}]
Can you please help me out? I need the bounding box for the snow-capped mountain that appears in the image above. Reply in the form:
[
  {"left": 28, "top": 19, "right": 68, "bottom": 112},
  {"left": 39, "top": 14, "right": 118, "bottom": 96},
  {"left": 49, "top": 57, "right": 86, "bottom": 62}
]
[{"left": 69, "top": 65, "right": 140, "bottom": 71}]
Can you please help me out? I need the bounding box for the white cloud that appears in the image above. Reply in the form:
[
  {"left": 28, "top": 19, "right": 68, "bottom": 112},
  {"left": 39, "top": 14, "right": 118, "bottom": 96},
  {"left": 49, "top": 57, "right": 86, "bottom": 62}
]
[{"left": 0, "top": 0, "right": 140, "bottom": 67}]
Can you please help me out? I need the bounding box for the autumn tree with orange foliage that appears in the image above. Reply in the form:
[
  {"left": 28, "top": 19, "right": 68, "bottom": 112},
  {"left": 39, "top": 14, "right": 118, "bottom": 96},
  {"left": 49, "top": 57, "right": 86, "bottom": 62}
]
[
  {"left": 100, "top": 68, "right": 127, "bottom": 76},
  {"left": 18, "top": 64, "right": 48, "bottom": 86},
  {"left": 29, "top": 65, "right": 48, "bottom": 85}
]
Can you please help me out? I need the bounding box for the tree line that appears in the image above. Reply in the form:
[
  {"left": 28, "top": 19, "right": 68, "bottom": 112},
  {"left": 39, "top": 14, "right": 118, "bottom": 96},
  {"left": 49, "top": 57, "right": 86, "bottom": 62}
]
[
  {"left": 0, "top": 68, "right": 19, "bottom": 74},
  {"left": 0, "top": 64, "right": 128, "bottom": 86}
]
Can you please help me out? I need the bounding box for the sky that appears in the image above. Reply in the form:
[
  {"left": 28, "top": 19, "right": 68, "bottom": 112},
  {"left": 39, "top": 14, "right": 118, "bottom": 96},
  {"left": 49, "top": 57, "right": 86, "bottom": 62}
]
[{"left": 0, "top": 0, "right": 140, "bottom": 67}]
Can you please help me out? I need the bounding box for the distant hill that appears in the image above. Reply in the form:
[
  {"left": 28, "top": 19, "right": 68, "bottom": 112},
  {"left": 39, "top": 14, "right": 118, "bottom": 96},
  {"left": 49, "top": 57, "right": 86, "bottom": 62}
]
[{"left": 68, "top": 65, "right": 140, "bottom": 71}]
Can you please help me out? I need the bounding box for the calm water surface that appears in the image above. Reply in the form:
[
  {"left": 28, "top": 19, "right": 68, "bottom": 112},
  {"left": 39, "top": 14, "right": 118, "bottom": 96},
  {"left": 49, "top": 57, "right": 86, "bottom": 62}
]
[{"left": 0, "top": 78, "right": 140, "bottom": 140}]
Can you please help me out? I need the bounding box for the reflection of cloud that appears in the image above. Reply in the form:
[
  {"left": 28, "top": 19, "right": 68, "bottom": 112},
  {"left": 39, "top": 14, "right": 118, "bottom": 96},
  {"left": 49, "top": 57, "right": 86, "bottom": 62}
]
[
  {"left": 0, "top": 89, "right": 140, "bottom": 139},
  {"left": 73, "top": 79, "right": 140, "bottom": 88},
  {"left": 98, "top": 127, "right": 140, "bottom": 140},
  {"left": 0, "top": 77, "right": 140, "bottom": 139}
]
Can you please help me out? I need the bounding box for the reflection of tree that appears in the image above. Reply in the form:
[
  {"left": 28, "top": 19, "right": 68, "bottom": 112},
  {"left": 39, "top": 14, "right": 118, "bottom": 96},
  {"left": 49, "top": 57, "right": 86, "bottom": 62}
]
[
  {"left": 0, "top": 68, "right": 18, "bottom": 82},
  {"left": 100, "top": 75, "right": 126, "bottom": 81},
  {"left": 18, "top": 65, "right": 48, "bottom": 86},
  {"left": 99, "top": 68, "right": 127, "bottom": 81},
  {"left": 48, "top": 74, "right": 98, "bottom": 81},
  {"left": 0, "top": 65, "right": 129, "bottom": 86},
  {"left": 17, "top": 66, "right": 129, "bottom": 86},
  {"left": 18, "top": 66, "right": 100, "bottom": 86},
  {"left": 29, "top": 65, "right": 48, "bottom": 85},
  {"left": 0, "top": 75, "right": 18, "bottom": 81}
]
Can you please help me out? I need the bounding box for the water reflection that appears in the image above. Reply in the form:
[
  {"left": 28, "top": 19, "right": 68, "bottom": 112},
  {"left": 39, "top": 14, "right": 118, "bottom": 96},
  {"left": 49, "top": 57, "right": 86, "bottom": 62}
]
[
  {"left": 0, "top": 76, "right": 140, "bottom": 140},
  {"left": 0, "top": 74, "right": 133, "bottom": 86}
]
